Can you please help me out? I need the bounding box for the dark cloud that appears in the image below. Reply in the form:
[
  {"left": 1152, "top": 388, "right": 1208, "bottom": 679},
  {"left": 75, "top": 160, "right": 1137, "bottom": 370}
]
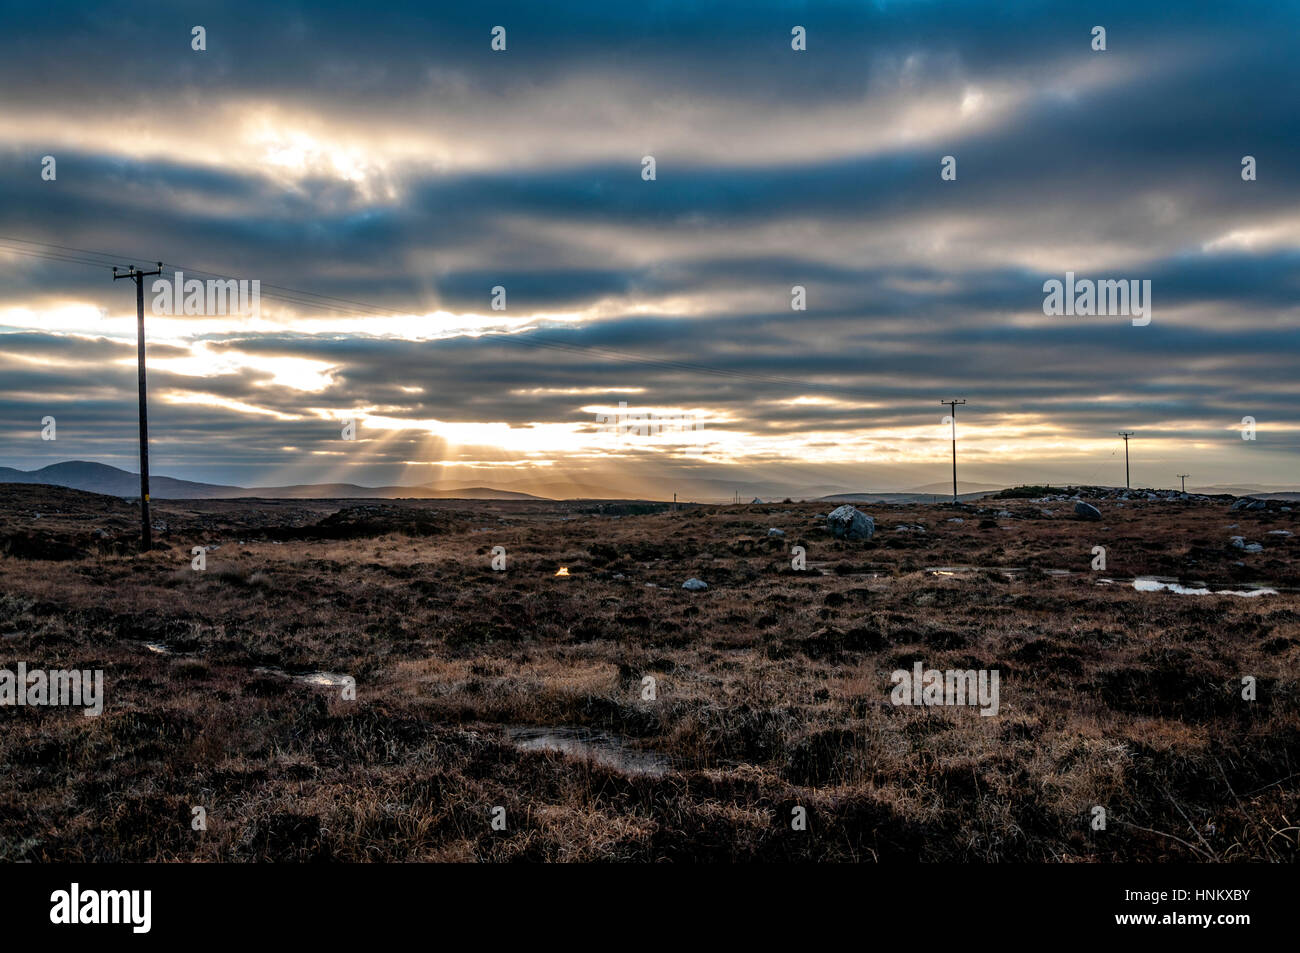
[{"left": 0, "top": 0, "right": 1297, "bottom": 490}]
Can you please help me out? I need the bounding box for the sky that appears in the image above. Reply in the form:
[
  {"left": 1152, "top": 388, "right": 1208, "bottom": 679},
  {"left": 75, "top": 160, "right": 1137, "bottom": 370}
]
[{"left": 1, "top": 0, "right": 1297, "bottom": 499}]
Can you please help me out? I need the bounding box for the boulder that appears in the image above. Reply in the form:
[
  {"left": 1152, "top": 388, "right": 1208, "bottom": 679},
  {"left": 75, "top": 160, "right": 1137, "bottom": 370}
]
[
  {"left": 1074, "top": 501, "right": 1102, "bottom": 521},
  {"left": 826, "top": 505, "right": 875, "bottom": 540}
]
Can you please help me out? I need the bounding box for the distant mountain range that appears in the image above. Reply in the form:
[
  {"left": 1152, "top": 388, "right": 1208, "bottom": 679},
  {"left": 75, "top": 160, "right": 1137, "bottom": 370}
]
[
  {"left": 0, "top": 462, "right": 544, "bottom": 501},
  {"left": 3, "top": 461, "right": 1299, "bottom": 503}
]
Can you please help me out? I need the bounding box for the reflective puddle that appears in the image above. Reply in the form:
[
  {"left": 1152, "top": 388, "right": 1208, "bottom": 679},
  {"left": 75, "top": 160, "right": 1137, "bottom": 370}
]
[
  {"left": 506, "top": 726, "right": 672, "bottom": 777},
  {"left": 1129, "top": 576, "right": 1278, "bottom": 597},
  {"left": 253, "top": 666, "right": 352, "bottom": 688}
]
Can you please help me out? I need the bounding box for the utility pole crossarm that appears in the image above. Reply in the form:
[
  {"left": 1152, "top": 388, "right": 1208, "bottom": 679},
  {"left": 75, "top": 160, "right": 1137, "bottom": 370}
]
[{"left": 113, "top": 262, "right": 163, "bottom": 552}]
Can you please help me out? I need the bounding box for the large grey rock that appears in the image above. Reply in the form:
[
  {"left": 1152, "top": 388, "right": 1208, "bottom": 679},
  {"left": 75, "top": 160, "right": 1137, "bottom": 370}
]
[
  {"left": 1074, "top": 501, "right": 1102, "bottom": 521},
  {"left": 682, "top": 578, "right": 708, "bottom": 591},
  {"left": 826, "top": 504, "right": 875, "bottom": 540}
]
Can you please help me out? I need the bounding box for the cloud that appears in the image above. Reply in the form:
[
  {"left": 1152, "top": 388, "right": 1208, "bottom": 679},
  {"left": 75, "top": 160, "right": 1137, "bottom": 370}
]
[{"left": 0, "top": 0, "right": 1296, "bottom": 491}]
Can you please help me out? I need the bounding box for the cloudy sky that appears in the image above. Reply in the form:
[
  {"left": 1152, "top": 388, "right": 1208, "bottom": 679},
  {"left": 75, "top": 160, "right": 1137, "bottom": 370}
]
[{"left": 1, "top": 0, "right": 1297, "bottom": 498}]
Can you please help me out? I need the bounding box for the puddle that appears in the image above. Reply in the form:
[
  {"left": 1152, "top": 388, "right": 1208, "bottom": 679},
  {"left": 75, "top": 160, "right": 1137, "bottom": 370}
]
[
  {"left": 926, "top": 565, "right": 1024, "bottom": 576},
  {"left": 806, "top": 563, "right": 884, "bottom": 577},
  {"left": 506, "top": 726, "right": 672, "bottom": 777},
  {"left": 1130, "top": 576, "right": 1278, "bottom": 597},
  {"left": 253, "top": 666, "right": 352, "bottom": 688}
]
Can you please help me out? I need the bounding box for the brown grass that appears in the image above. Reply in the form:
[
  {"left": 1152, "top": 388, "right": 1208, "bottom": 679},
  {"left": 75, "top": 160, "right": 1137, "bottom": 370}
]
[{"left": 0, "top": 484, "right": 1297, "bottom": 861}]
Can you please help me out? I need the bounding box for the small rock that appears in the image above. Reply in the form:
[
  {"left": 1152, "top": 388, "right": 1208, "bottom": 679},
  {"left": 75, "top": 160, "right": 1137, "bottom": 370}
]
[
  {"left": 826, "top": 505, "right": 875, "bottom": 541},
  {"left": 767, "top": 528, "right": 785, "bottom": 537},
  {"left": 682, "top": 578, "right": 708, "bottom": 591},
  {"left": 1074, "top": 501, "right": 1102, "bottom": 521}
]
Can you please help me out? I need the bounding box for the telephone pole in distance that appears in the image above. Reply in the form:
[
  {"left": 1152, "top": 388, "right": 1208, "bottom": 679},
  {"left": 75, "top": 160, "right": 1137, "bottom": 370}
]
[
  {"left": 941, "top": 399, "right": 966, "bottom": 502},
  {"left": 1118, "top": 431, "right": 1134, "bottom": 490},
  {"left": 113, "top": 262, "right": 163, "bottom": 551}
]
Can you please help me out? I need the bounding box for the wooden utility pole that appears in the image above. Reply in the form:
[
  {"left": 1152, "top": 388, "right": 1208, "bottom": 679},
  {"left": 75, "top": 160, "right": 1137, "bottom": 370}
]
[
  {"left": 1118, "top": 431, "right": 1134, "bottom": 490},
  {"left": 1177, "top": 473, "right": 1189, "bottom": 493},
  {"left": 113, "top": 262, "right": 163, "bottom": 551},
  {"left": 940, "top": 399, "right": 966, "bottom": 502}
]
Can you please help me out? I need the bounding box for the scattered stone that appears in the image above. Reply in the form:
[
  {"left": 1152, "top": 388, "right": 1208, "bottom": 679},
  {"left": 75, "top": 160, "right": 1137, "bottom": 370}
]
[
  {"left": 682, "top": 578, "right": 708, "bottom": 591},
  {"left": 1074, "top": 501, "right": 1102, "bottom": 521},
  {"left": 826, "top": 505, "right": 875, "bottom": 540},
  {"left": 767, "top": 528, "right": 785, "bottom": 537}
]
